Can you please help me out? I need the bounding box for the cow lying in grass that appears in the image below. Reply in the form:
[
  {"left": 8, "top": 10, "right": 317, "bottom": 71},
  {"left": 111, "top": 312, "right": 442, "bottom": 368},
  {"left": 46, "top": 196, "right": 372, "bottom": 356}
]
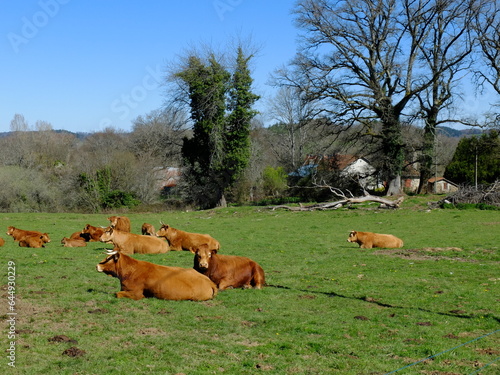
[
  {"left": 19, "top": 234, "right": 48, "bottom": 248},
  {"left": 7, "top": 226, "right": 51, "bottom": 243},
  {"left": 156, "top": 223, "right": 220, "bottom": 251},
  {"left": 192, "top": 244, "right": 265, "bottom": 290},
  {"left": 69, "top": 231, "right": 91, "bottom": 242},
  {"left": 96, "top": 250, "right": 218, "bottom": 301},
  {"left": 347, "top": 230, "right": 404, "bottom": 249},
  {"left": 81, "top": 224, "right": 107, "bottom": 242},
  {"left": 7, "top": 226, "right": 51, "bottom": 248},
  {"left": 100, "top": 228, "right": 169, "bottom": 255},
  {"left": 61, "top": 237, "right": 87, "bottom": 247}
]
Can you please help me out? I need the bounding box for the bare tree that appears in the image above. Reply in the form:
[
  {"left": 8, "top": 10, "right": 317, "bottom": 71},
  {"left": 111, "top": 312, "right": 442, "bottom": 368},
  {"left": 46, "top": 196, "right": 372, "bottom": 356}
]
[
  {"left": 266, "top": 87, "right": 319, "bottom": 171},
  {"left": 277, "top": 0, "right": 485, "bottom": 195},
  {"left": 130, "top": 106, "right": 189, "bottom": 166},
  {"left": 475, "top": 0, "right": 500, "bottom": 128},
  {"left": 10, "top": 113, "right": 29, "bottom": 131},
  {"left": 412, "top": 0, "right": 479, "bottom": 193}
]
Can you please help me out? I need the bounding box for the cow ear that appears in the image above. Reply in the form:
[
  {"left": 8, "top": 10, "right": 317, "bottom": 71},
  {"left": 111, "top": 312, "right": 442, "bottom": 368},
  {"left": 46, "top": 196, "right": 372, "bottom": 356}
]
[
  {"left": 212, "top": 249, "right": 218, "bottom": 255},
  {"left": 189, "top": 247, "right": 196, "bottom": 254}
]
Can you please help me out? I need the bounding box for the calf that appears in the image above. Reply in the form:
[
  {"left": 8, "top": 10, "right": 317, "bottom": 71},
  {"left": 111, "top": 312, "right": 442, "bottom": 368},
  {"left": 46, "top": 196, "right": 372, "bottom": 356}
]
[
  {"left": 0, "top": 237, "right": 4, "bottom": 247},
  {"left": 100, "top": 228, "right": 169, "bottom": 255},
  {"left": 192, "top": 244, "right": 265, "bottom": 290},
  {"left": 97, "top": 250, "right": 218, "bottom": 301},
  {"left": 61, "top": 237, "right": 87, "bottom": 248},
  {"left": 108, "top": 216, "right": 131, "bottom": 232},
  {"left": 156, "top": 224, "right": 220, "bottom": 251},
  {"left": 347, "top": 230, "right": 404, "bottom": 249},
  {"left": 141, "top": 223, "right": 155, "bottom": 236},
  {"left": 19, "top": 235, "right": 46, "bottom": 248},
  {"left": 7, "top": 226, "right": 51, "bottom": 243}
]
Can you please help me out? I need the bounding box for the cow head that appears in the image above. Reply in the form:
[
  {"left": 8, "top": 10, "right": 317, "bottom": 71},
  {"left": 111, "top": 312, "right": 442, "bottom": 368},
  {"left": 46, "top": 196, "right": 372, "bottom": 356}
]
[
  {"left": 347, "top": 231, "right": 358, "bottom": 243},
  {"left": 6, "top": 226, "right": 15, "bottom": 236},
  {"left": 100, "top": 228, "right": 114, "bottom": 243},
  {"left": 41, "top": 233, "right": 51, "bottom": 243},
  {"left": 156, "top": 223, "right": 171, "bottom": 238},
  {"left": 108, "top": 216, "right": 119, "bottom": 228},
  {"left": 193, "top": 244, "right": 216, "bottom": 270},
  {"left": 96, "top": 250, "right": 120, "bottom": 276}
]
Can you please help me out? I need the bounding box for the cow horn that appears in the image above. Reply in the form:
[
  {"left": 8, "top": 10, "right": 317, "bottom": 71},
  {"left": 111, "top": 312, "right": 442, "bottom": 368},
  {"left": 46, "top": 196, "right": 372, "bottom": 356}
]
[
  {"left": 159, "top": 220, "right": 164, "bottom": 225},
  {"left": 106, "top": 249, "right": 118, "bottom": 255}
]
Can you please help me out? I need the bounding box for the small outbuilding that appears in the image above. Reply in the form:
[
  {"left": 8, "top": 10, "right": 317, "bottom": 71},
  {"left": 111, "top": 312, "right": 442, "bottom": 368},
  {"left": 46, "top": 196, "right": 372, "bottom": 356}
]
[{"left": 427, "top": 177, "right": 459, "bottom": 194}]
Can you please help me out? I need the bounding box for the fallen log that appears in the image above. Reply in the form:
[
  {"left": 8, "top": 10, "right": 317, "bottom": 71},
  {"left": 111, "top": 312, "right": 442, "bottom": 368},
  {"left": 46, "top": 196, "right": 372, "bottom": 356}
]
[{"left": 270, "top": 195, "right": 404, "bottom": 211}]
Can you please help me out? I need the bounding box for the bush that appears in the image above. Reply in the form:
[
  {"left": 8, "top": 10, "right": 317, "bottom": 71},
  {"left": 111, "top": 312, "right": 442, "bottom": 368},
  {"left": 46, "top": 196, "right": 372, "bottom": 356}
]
[
  {"left": 441, "top": 202, "right": 499, "bottom": 210},
  {"left": 101, "top": 190, "right": 140, "bottom": 209},
  {"left": 0, "top": 166, "right": 62, "bottom": 212}
]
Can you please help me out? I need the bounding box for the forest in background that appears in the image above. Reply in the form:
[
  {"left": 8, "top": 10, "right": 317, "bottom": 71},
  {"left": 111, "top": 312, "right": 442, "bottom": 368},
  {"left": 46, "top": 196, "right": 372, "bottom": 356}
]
[
  {"left": 2, "top": 0, "right": 500, "bottom": 212},
  {"left": 0, "top": 116, "right": 495, "bottom": 213}
]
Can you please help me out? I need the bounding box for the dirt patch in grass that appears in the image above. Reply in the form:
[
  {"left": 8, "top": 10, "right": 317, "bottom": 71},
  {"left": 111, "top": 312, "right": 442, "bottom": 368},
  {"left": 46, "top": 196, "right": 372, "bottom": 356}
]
[
  {"left": 137, "top": 327, "right": 167, "bottom": 336},
  {"left": 48, "top": 335, "right": 78, "bottom": 344},
  {"left": 372, "top": 247, "right": 478, "bottom": 262},
  {"left": 62, "top": 346, "right": 86, "bottom": 357}
]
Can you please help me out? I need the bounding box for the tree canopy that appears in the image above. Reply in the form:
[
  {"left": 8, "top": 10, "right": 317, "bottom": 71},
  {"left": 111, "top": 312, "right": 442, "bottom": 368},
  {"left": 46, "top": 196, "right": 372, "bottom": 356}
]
[{"left": 274, "top": 0, "right": 485, "bottom": 195}]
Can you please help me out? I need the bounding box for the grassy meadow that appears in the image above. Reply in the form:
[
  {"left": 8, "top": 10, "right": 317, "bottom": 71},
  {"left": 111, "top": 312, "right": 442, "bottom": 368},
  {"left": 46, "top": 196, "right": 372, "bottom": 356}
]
[{"left": 0, "top": 198, "right": 499, "bottom": 374}]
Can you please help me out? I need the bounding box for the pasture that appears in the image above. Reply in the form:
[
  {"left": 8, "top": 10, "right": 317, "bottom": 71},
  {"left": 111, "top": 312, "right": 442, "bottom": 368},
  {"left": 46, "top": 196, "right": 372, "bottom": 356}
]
[{"left": 0, "top": 200, "right": 499, "bottom": 374}]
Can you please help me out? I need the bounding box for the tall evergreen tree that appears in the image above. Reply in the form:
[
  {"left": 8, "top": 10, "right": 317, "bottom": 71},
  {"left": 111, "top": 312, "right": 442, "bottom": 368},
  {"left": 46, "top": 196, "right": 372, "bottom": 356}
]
[
  {"left": 175, "top": 48, "right": 259, "bottom": 209},
  {"left": 224, "top": 47, "right": 260, "bottom": 189}
]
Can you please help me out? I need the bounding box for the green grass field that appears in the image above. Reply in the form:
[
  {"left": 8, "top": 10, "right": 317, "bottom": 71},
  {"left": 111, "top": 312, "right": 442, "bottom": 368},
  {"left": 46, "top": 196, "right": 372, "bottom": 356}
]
[{"left": 1, "top": 199, "right": 499, "bottom": 374}]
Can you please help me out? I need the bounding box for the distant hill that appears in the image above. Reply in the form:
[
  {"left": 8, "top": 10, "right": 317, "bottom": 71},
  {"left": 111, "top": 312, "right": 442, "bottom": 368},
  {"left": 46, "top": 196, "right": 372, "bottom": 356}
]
[
  {"left": 437, "top": 126, "right": 483, "bottom": 138},
  {"left": 0, "top": 130, "right": 90, "bottom": 139}
]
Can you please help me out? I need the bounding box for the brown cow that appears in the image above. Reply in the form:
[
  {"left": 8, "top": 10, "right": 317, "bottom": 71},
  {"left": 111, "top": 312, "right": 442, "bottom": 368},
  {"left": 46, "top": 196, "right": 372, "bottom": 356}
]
[
  {"left": 141, "top": 223, "right": 155, "bottom": 236},
  {"left": 81, "top": 224, "right": 107, "bottom": 242},
  {"left": 100, "top": 228, "right": 169, "bottom": 255},
  {"left": 19, "top": 235, "right": 46, "bottom": 248},
  {"left": 347, "top": 230, "right": 404, "bottom": 249},
  {"left": 69, "top": 231, "right": 91, "bottom": 242},
  {"left": 7, "top": 226, "right": 50, "bottom": 243},
  {"left": 108, "top": 216, "right": 131, "bottom": 232},
  {"left": 192, "top": 244, "right": 265, "bottom": 290},
  {"left": 0, "top": 237, "right": 4, "bottom": 246},
  {"left": 61, "top": 237, "right": 87, "bottom": 248},
  {"left": 97, "top": 250, "right": 218, "bottom": 301},
  {"left": 156, "top": 224, "right": 220, "bottom": 252}
]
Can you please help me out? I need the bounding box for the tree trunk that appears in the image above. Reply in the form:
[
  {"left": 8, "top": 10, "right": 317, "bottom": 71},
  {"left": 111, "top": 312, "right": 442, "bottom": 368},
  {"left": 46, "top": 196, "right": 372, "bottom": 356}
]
[
  {"left": 217, "top": 193, "right": 227, "bottom": 208},
  {"left": 417, "top": 112, "right": 438, "bottom": 194},
  {"left": 386, "top": 175, "right": 402, "bottom": 196},
  {"left": 379, "top": 102, "right": 404, "bottom": 196}
]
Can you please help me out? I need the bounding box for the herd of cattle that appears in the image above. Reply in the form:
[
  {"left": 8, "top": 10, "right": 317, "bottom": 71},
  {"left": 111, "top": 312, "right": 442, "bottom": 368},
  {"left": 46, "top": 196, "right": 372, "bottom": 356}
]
[{"left": 2, "top": 216, "right": 404, "bottom": 302}]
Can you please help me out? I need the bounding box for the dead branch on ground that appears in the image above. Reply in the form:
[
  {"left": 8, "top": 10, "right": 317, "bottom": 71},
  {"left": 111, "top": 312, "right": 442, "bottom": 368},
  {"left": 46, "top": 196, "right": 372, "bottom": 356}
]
[{"left": 270, "top": 185, "right": 404, "bottom": 211}]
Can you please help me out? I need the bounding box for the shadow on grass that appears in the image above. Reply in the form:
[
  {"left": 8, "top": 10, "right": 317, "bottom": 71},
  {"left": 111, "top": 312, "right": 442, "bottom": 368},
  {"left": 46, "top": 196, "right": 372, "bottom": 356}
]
[{"left": 267, "top": 284, "right": 500, "bottom": 323}]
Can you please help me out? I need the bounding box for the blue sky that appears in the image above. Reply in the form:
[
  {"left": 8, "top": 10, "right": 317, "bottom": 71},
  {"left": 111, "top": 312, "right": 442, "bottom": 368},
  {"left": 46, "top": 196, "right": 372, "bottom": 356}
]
[
  {"left": 1, "top": 1, "right": 496, "bottom": 134},
  {"left": 1, "top": 0, "right": 299, "bottom": 133}
]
